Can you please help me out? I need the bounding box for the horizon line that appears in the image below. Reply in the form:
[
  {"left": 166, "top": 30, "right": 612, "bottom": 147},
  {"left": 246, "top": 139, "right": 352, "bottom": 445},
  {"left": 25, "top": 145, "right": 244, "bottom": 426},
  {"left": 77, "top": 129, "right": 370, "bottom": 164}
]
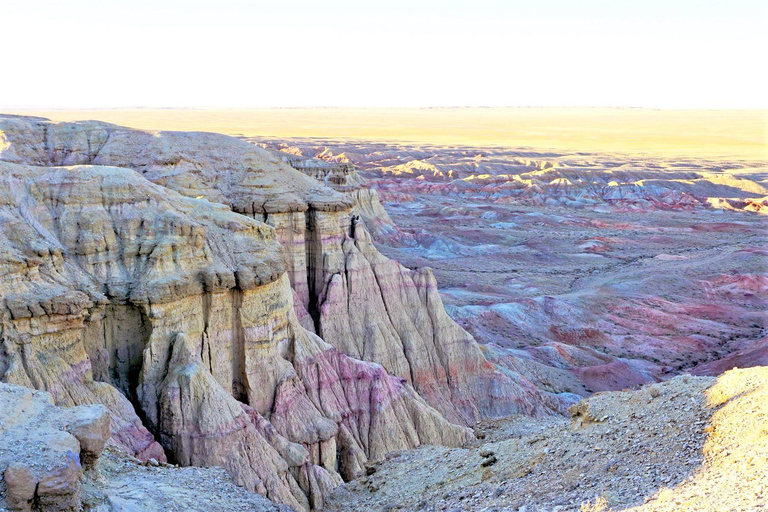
[{"left": 3, "top": 106, "right": 768, "bottom": 112}]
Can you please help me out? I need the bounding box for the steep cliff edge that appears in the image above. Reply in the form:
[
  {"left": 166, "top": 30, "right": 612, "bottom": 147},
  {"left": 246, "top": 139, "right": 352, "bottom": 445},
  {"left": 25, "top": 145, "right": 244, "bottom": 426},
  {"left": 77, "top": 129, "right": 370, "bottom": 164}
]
[
  {"left": 0, "top": 157, "right": 472, "bottom": 509},
  {"left": 0, "top": 115, "right": 574, "bottom": 426},
  {"left": 0, "top": 114, "right": 581, "bottom": 509},
  {"left": 269, "top": 154, "right": 403, "bottom": 244}
]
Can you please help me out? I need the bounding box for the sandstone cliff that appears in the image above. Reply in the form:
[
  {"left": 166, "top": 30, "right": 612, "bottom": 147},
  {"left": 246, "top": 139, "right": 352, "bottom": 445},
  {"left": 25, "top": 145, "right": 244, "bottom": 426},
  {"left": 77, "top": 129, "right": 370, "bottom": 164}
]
[
  {"left": 0, "top": 152, "right": 471, "bottom": 509},
  {"left": 0, "top": 115, "right": 573, "bottom": 423},
  {"left": 0, "top": 115, "right": 571, "bottom": 509},
  {"left": 270, "top": 154, "right": 402, "bottom": 244},
  {"left": 0, "top": 382, "right": 291, "bottom": 512}
]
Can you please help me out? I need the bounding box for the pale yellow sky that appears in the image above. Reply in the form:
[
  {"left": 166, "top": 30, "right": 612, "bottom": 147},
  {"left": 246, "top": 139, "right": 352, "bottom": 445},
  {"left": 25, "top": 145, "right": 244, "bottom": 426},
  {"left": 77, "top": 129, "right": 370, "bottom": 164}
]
[
  {"left": 13, "top": 108, "right": 767, "bottom": 160},
  {"left": 2, "top": 0, "right": 766, "bottom": 109}
]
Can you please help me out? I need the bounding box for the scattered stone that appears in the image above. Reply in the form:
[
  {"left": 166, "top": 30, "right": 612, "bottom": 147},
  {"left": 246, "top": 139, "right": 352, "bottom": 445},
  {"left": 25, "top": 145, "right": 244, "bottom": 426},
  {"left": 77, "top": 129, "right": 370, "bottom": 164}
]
[{"left": 481, "top": 456, "right": 498, "bottom": 467}]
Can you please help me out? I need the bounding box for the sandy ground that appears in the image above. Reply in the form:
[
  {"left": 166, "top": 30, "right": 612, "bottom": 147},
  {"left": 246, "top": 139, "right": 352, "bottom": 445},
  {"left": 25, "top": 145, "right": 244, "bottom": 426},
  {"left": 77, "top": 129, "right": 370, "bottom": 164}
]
[
  {"left": 81, "top": 448, "right": 291, "bottom": 512},
  {"left": 4, "top": 108, "right": 766, "bottom": 160}
]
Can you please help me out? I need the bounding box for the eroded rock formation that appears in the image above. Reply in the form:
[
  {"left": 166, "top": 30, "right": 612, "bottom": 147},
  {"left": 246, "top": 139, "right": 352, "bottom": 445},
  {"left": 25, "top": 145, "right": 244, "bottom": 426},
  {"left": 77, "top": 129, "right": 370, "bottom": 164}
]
[
  {"left": 0, "top": 115, "right": 572, "bottom": 418},
  {"left": 0, "top": 382, "right": 290, "bottom": 512},
  {"left": 0, "top": 115, "right": 579, "bottom": 509},
  {"left": 253, "top": 137, "right": 767, "bottom": 399}
]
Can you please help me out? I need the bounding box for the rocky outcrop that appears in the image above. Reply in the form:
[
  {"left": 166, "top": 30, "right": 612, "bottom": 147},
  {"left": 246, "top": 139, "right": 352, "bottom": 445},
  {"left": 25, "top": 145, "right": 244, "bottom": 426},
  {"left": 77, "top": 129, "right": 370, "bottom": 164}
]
[
  {"left": 0, "top": 382, "right": 110, "bottom": 511},
  {"left": 155, "top": 332, "right": 325, "bottom": 511},
  {"left": 0, "top": 160, "right": 286, "bottom": 462},
  {"left": 0, "top": 153, "right": 474, "bottom": 509},
  {"left": 0, "top": 382, "right": 291, "bottom": 512},
  {"left": 309, "top": 215, "right": 572, "bottom": 422},
  {"left": 0, "top": 115, "right": 349, "bottom": 214},
  {"left": 0, "top": 115, "right": 570, "bottom": 431},
  {"left": 327, "top": 367, "right": 768, "bottom": 512},
  {"left": 271, "top": 154, "right": 402, "bottom": 243}
]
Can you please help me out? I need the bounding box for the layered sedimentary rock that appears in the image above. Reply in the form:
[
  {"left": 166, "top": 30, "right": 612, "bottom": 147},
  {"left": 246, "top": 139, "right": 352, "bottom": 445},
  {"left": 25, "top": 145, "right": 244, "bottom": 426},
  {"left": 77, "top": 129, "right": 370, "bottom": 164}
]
[
  {"left": 0, "top": 115, "right": 572, "bottom": 430},
  {"left": 256, "top": 138, "right": 768, "bottom": 399},
  {"left": 0, "top": 115, "right": 348, "bottom": 214},
  {"left": 0, "top": 152, "right": 474, "bottom": 509},
  {"left": 0, "top": 383, "right": 290, "bottom": 512},
  {"left": 271, "top": 154, "right": 402, "bottom": 243}
]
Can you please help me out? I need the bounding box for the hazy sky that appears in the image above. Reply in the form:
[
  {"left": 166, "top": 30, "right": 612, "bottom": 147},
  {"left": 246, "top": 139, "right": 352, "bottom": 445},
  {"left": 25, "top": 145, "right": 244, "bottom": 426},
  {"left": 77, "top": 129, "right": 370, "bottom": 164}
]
[{"left": 2, "top": 0, "right": 765, "bottom": 109}]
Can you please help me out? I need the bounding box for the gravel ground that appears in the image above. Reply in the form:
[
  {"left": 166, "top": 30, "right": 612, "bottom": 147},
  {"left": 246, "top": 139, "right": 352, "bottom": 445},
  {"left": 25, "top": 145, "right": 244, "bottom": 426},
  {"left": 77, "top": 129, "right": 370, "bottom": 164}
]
[
  {"left": 81, "top": 448, "right": 293, "bottom": 512},
  {"left": 326, "top": 368, "right": 767, "bottom": 512}
]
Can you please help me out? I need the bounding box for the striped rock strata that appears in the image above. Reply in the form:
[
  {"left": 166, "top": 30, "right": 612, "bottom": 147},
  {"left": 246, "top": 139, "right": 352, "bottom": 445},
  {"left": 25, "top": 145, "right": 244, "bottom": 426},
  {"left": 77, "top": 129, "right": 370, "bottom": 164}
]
[
  {"left": 0, "top": 115, "right": 574, "bottom": 509},
  {"left": 0, "top": 158, "right": 470, "bottom": 510}
]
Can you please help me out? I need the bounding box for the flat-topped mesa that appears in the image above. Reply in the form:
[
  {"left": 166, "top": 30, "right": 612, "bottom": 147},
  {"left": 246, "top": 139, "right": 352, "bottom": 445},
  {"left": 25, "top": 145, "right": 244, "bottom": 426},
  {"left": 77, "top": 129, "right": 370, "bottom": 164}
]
[
  {"left": 276, "top": 154, "right": 358, "bottom": 188},
  {"left": 0, "top": 114, "right": 352, "bottom": 215},
  {"left": 271, "top": 150, "right": 401, "bottom": 243}
]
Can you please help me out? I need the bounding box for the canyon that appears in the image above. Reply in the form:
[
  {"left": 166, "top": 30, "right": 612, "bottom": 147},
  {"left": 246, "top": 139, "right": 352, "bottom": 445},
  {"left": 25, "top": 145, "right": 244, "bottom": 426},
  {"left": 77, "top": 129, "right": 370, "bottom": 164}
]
[
  {"left": 0, "top": 113, "right": 765, "bottom": 511},
  {"left": 0, "top": 114, "right": 571, "bottom": 511}
]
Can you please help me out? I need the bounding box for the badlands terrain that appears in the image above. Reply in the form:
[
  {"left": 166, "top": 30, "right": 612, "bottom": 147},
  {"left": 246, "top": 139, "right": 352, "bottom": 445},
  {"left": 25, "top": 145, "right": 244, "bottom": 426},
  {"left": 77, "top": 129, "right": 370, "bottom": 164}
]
[
  {"left": 254, "top": 134, "right": 768, "bottom": 389},
  {"left": 0, "top": 109, "right": 766, "bottom": 511}
]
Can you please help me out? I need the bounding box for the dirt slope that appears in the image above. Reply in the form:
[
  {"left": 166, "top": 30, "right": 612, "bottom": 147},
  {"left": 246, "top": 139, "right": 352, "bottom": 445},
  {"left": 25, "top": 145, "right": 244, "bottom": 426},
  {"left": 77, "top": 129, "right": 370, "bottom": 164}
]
[{"left": 327, "top": 367, "right": 767, "bottom": 512}]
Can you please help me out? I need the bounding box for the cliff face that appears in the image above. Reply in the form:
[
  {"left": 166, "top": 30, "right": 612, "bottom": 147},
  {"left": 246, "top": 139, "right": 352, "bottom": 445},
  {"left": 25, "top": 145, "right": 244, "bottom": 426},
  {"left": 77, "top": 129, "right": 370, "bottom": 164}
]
[
  {"left": 0, "top": 382, "right": 292, "bottom": 512},
  {"left": 0, "top": 115, "right": 571, "bottom": 509},
  {"left": 0, "top": 156, "right": 471, "bottom": 510},
  {"left": 270, "top": 154, "right": 402, "bottom": 244}
]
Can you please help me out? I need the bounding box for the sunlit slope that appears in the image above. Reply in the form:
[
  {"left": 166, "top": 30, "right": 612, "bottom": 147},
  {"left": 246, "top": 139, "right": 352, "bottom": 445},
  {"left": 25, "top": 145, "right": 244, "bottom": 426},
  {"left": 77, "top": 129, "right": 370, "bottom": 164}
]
[{"left": 5, "top": 108, "right": 767, "bottom": 160}]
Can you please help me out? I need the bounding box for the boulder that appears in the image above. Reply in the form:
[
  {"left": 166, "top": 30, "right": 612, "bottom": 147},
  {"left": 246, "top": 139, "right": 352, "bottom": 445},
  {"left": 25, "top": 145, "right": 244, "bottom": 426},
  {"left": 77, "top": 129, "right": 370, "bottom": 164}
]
[{"left": 0, "top": 383, "right": 110, "bottom": 511}]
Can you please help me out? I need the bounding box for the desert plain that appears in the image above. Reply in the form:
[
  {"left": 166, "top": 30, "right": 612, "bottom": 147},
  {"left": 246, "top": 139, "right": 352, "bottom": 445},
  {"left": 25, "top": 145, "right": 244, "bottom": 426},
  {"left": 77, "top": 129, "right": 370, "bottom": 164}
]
[{"left": 8, "top": 107, "right": 766, "bottom": 160}]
